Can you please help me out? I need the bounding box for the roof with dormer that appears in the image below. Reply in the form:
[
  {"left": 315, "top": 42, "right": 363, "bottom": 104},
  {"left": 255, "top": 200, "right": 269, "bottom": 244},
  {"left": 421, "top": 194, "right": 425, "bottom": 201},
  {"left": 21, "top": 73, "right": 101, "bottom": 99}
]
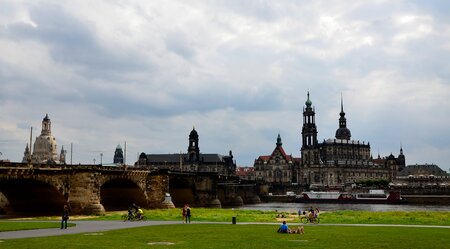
[{"left": 397, "top": 164, "right": 448, "bottom": 177}]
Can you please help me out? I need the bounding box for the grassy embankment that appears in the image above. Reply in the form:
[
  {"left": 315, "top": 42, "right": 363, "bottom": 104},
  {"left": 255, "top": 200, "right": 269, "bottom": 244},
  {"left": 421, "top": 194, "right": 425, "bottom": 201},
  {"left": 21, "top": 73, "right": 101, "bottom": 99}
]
[
  {"left": 1, "top": 223, "right": 450, "bottom": 249},
  {"left": 2, "top": 208, "right": 450, "bottom": 229},
  {"left": 87, "top": 208, "right": 450, "bottom": 225},
  {"left": 4, "top": 208, "right": 450, "bottom": 225}
]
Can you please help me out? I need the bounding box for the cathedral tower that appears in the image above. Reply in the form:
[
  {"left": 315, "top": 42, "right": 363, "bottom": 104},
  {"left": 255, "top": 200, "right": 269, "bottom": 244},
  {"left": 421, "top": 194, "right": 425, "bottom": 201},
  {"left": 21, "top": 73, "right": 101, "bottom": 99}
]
[
  {"left": 335, "top": 95, "right": 351, "bottom": 140},
  {"left": 301, "top": 92, "right": 320, "bottom": 165},
  {"left": 113, "top": 144, "right": 124, "bottom": 164},
  {"left": 188, "top": 127, "right": 200, "bottom": 163}
]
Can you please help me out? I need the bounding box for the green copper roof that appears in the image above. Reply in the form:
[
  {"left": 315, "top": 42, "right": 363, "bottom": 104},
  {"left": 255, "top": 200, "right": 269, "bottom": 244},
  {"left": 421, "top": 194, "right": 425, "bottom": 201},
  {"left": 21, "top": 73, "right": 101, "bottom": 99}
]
[{"left": 305, "top": 91, "right": 312, "bottom": 107}]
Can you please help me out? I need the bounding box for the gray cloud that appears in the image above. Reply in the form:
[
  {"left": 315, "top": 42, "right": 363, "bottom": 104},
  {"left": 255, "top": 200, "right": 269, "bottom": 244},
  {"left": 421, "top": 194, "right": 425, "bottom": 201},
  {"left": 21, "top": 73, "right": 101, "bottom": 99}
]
[{"left": 0, "top": 0, "right": 449, "bottom": 170}]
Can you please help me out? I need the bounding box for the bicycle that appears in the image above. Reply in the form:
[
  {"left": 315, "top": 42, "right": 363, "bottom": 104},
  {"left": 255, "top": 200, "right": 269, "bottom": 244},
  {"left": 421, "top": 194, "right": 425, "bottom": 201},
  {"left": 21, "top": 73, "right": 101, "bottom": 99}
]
[
  {"left": 301, "top": 213, "right": 320, "bottom": 224},
  {"left": 122, "top": 213, "right": 147, "bottom": 222}
]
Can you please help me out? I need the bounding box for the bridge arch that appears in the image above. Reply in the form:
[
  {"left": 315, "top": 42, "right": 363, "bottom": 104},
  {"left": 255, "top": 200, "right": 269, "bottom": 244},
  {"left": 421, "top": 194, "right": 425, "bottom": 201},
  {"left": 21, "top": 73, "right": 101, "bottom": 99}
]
[
  {"left": 100, "top": 178, "right": 148, "bottom": 211},
  {"left": 0, "top": 178, "right": 66, "bottom": 215}
]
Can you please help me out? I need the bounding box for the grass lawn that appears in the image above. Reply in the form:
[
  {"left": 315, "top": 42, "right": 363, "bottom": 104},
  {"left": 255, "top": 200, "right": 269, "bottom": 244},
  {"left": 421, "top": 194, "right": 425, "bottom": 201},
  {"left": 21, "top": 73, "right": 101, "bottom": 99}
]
[
  {"left": 1, "top": 224, "right": 450, "bottom": 249},
  {"left": 77, "top": 208, "right": 450, "bottom": 226},
  {"left": 0, "top": 221, "right": 75, "bottom": 232}
]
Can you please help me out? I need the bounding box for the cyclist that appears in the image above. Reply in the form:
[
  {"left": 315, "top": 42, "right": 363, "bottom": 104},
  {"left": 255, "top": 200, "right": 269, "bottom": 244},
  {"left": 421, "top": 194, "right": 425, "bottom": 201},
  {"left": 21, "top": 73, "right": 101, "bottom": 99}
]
[
  {"left": 127, "top": 206, "right": 134, "bottom": 220},
  {"left": 136, "top": 207, "right": 144, "bottom": 220}
]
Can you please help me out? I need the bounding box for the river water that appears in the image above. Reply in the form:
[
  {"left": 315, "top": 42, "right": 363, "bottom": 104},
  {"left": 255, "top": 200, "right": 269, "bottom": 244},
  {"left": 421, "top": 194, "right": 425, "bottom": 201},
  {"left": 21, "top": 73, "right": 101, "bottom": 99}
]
[{"left": 238, "top": 203, "right": 450, "bottom": 212}]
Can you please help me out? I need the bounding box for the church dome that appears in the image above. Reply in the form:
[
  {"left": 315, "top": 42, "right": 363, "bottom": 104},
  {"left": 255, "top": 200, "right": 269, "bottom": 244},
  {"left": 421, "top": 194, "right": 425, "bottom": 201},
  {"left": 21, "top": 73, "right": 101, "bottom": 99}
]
[{"left": 335, "top": 127, "right": 351, "bottom": 140}]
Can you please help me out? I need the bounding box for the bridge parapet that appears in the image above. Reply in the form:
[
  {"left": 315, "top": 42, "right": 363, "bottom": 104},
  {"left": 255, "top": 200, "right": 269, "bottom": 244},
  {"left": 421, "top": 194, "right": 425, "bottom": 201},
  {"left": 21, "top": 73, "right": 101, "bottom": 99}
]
[{"left": 0, "top": 162, "right": 253, "bottom": 215}]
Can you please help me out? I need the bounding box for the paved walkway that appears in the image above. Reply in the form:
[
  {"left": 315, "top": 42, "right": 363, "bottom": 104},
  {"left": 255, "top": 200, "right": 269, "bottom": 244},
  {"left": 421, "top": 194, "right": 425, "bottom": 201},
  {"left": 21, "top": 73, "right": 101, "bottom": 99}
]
[
  {"left": 0, "top": 220, "right": 181, "bottom": 239},
  {"left": 1, "top": 221, "right": 449, "bottom": 240}
]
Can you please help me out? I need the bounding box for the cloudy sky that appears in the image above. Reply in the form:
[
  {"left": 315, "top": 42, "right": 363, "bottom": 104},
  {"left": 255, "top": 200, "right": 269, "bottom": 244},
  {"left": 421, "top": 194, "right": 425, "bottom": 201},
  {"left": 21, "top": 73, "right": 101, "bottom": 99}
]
[{"left": 1, "top": 0, "right": 449, "bottom": 170}]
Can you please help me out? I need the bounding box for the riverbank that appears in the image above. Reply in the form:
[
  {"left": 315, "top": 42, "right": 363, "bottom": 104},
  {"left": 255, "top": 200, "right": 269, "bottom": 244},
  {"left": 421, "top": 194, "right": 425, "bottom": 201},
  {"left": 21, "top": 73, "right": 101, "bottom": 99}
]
[{"left": 5, "top": 208, "right": 450, "bottom": 226}]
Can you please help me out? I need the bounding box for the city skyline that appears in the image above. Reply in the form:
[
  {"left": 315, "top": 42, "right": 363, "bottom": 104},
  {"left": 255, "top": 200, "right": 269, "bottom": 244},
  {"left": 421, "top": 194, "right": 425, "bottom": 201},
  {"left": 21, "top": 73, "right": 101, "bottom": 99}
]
[{"left": 1, "top": 1, "right": 449, "bottom": 169}]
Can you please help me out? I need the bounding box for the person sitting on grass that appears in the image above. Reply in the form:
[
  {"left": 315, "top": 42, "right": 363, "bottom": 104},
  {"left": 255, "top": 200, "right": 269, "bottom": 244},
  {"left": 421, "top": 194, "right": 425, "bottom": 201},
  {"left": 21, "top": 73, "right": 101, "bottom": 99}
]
[{"left": 277, "top": 221, "right": 289, "bottom": 233}]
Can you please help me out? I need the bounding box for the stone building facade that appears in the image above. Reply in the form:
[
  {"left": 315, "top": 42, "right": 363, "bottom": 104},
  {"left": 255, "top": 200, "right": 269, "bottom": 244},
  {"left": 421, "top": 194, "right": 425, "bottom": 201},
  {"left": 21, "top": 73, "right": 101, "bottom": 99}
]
[
  {"left": 136, "top": 127, "right": 236, "bottom": 177},
  {"left": 253, "top": 134, "right": 300, "bottom": 184},
  {"left": 300, "top": 92, "right": 405, "bottom": 188},
  {"left": 22, "top": 114, "right": 66, "bottom": 164},
  {"left": 393, "top": 164, "right": 450, "bottom": 187}
]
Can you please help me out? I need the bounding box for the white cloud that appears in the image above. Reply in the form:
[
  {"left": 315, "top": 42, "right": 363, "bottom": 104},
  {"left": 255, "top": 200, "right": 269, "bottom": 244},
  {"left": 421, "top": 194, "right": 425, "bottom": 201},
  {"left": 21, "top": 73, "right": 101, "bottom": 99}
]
[{"left": 1, "top": 0, "right": 450, "bottom": 169}]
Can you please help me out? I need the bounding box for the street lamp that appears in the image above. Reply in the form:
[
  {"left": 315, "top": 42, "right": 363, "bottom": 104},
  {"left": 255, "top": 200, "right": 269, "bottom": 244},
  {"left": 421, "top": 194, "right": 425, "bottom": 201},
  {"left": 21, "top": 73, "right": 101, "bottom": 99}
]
[
  {"left": 100, "top": 153, "right": 103, "bottom": 166},
  {"left": 93, "top": 158, "right": 96, "bottom": 165}
]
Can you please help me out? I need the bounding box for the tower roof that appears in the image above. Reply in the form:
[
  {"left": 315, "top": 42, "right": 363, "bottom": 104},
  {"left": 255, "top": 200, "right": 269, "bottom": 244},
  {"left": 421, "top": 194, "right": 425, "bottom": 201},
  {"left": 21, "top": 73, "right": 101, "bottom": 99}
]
[
  {"left": 189, "top": 127, "right": 198, "bottom": 138},
  {"left": 305, "top": 91, "right": 312, "bottom": 108},
  {"left": 335, "top": 94, "right": 351, "bottom": 140}
]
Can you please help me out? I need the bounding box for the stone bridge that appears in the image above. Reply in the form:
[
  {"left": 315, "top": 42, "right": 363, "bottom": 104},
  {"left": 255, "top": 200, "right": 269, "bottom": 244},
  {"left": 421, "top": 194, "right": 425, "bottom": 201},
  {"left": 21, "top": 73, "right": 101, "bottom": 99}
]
[{"left": 0, "top": 162, "right": 230, "bottom": 215}]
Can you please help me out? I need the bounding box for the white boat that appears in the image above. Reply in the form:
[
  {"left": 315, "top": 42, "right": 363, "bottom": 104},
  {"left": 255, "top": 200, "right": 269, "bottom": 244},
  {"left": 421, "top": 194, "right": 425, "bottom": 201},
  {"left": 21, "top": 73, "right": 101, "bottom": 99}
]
[{"left": 295, "top": 189, "right": 402, "bottom": 204}]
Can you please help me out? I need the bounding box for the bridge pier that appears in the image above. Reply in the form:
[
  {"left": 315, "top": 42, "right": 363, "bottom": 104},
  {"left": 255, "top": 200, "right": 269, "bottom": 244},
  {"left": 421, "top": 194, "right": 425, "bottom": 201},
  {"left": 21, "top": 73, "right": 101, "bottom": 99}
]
[
  {"left": 205, "top": 198, "right": 222, "bottom": 208},
  {"left": 66, "top": 172, "right": 107, "bottom": 215}
]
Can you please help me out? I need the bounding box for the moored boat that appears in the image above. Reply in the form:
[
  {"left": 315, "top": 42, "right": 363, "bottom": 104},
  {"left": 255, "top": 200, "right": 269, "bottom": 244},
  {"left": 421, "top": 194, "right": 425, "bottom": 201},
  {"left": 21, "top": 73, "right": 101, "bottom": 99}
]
[{"left": 295, "top": 189, "right": 403, "bottom": 204}]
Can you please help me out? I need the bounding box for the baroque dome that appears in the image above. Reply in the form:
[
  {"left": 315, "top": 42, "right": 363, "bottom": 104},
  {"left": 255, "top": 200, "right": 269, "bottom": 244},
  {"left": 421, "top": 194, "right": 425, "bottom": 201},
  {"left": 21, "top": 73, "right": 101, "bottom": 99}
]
[{"left": 335, "top": 127, "right": 351, "bottom": 140}]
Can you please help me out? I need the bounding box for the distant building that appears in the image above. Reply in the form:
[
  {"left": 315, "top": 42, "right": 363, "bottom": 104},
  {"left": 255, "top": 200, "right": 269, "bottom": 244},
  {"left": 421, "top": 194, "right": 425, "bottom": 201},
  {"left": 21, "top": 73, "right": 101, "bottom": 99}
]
[
  {"left": 236, "top": 166, "right": 255, "bottom": 181},
  {"left": 22, "top": 114, "right": 66, "bottom": 164},
  {"left": 136, "top": 127, "right": 236, "bottom": 176},
  {"left": 300, "top": 92, "right": 405, "bottom": 188},
  {"left": 393, "top": 164, "right": 450, "bottom": 187},
  {"left": 113, "top": 144, "right": 124, "bottom": 164},
  {"left": 253, "top": 134, "right": 301, "bottom": 184}
]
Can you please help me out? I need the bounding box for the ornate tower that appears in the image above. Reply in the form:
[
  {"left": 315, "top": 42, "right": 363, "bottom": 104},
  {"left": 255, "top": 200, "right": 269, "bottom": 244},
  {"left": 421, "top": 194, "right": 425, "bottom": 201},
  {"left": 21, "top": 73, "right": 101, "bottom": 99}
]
[
  {"left": 113, "top": 144, "right": 124, "bottom": 164},
  {"left": 335, "top": 95, "right": 351, "bottom": 140},
  {"left": 301, "top": 92, "right": 320, "bottom": 165},
  {"left": 41, "top": 114, "right": 51, "bottom": 136},
  {"left": 188, "top": 127, "right": 200, "bottom": 163},
  {"left": 59, "top": 146, "right": 66, "bottom": 164},
  {"left": 397, "top": 145, "right": 406, "bottom": 171}
]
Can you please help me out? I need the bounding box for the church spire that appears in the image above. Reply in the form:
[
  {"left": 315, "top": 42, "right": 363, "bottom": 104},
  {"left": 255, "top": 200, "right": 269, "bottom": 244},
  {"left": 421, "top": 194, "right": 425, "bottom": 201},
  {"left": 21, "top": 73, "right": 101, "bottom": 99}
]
[
  {"left": 335, "top": 94, "right": 351, "bottom": 140},
  {"left": 339, "top": 93, "right": 346, "bottom": 127},
  {"left": 305, "top": 91, "right": 312, "bottom": 108}
]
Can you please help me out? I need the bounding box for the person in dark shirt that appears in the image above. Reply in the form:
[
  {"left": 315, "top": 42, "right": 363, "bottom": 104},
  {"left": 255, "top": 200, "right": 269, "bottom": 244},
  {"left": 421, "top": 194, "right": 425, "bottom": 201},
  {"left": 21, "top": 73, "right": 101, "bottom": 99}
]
[
  {"left": 61, "top": 205, "right": 69, "bottom": 229},
  {"left": 186, "top": 204, "right": 191, "bottom": 223}
]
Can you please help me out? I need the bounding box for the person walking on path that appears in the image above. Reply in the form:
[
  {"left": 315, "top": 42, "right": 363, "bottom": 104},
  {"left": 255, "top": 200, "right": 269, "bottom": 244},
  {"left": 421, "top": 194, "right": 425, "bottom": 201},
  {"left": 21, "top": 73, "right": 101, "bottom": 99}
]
[
  {"left": 186, "top": 204, "right": 191, "bottom": 224},
  {"left": 61, "top": 205, "right": 69, "bottom": 229},
  {"left": 182, "top": 204, "right": 187, "bottom": 223}
]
